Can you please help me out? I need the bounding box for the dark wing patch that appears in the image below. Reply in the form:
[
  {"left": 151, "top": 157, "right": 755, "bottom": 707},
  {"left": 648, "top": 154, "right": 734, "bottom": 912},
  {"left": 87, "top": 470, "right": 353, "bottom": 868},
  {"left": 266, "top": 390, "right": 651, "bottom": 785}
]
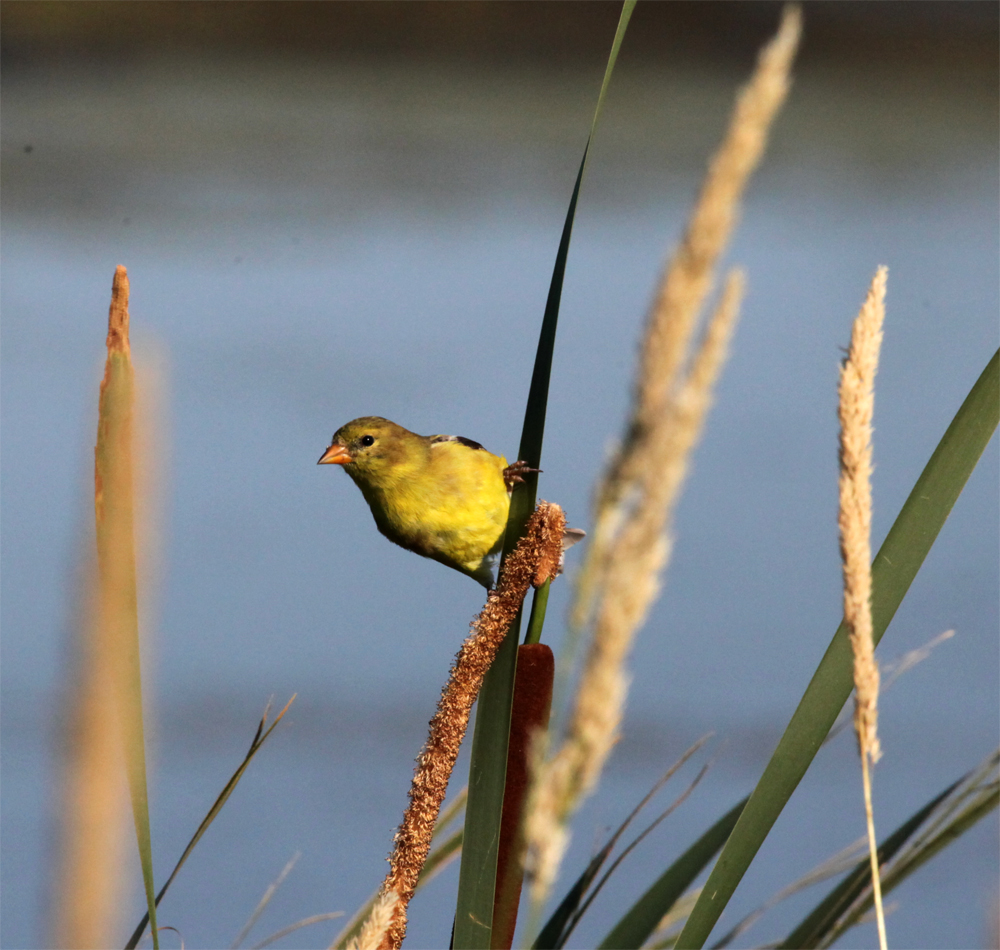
[
  {"left": 454, "top": 436, "right": 484, "bottom": 451},
  {"left": 431, "top": 434, "right": 484, "bottom": 451}
]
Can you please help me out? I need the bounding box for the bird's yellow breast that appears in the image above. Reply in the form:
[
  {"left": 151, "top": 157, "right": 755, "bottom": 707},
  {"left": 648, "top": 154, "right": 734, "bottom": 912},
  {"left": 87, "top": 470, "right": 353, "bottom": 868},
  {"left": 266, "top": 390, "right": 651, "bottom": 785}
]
[{"left": 350, "top": 438, "right": 510, "bottom": 585}]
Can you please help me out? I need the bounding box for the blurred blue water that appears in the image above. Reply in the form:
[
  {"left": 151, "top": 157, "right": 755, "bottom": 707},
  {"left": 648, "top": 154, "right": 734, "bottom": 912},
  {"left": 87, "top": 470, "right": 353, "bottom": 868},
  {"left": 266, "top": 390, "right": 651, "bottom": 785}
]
[{"left": 2, "top": 52, "right": 997, "bottom": 949}]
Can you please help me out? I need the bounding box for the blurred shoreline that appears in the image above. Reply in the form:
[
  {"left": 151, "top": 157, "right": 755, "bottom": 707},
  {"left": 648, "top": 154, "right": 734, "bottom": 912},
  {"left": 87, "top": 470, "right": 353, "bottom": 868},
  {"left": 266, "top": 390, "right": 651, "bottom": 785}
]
[{"left": 3, "top": 0, "right": 997, "bottom": 71}]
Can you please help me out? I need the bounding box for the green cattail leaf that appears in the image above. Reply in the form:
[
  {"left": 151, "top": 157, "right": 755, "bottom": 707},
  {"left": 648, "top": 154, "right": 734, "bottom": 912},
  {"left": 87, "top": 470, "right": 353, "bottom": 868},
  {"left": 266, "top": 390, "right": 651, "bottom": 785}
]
[
  {"left": 799, "top": 750, "right": 999, "bottom": 949},
  {"left": 597, "top": 798, "right": 747, "bottom": 950},
  {"left": 534, "top": 834, "right": 617, "bottom": 949},
  {"left": 778, "top": 779, "right": 961, "bottom": 949},
  {"left": 454, "top": 5, "right": 635, "bottom": 947},
  {"left": 124, "top": 698, "right": 293, "bottom": 949},
  {"left": 675, "top": 349, "right": 1000, "bottom": 949}
]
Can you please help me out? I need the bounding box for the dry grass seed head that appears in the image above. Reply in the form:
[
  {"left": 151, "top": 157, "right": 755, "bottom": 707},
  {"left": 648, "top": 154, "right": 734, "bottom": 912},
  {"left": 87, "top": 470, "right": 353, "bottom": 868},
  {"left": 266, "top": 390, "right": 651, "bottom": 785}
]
[
  {"left": 839, "top": 266, "right": 887, "bottom": 763},
  {"left": 526, "top": 9, "right": 800, "bottom": 910}
]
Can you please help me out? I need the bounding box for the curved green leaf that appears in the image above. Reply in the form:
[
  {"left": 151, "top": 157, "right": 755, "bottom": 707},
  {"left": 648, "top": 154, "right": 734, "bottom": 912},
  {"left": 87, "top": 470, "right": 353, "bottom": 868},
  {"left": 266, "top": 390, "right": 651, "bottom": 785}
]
[
  {"left": 675, "top": 349, "right": 999, "bottom": 948},
  {"left": 453, "top": 5, "right": 636, "bottom": 947},
  {"left": 124, "top": 699, "right": 293, "bottom": 950},
  {"left": 779, "top": 780, "right": 959, "bottom": 949},
  {"left": 598, "top": 798, "right": 747, "bottom": 950}
]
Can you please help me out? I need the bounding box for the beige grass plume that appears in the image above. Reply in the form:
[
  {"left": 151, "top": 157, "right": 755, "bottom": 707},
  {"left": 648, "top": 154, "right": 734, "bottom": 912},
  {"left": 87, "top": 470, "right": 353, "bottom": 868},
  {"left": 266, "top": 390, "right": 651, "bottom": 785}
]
[
  {"left": 839, "top": 267, "right": 886, "bottom": 765},
  {"left": 838, "top": 265, "right": 888, "bottom": 949},
  {"left": 524, "top": 5, "right": 801, "bottom": 911},
  {"left": 346, "top": 890, "right": 400, "bottom": 950}
]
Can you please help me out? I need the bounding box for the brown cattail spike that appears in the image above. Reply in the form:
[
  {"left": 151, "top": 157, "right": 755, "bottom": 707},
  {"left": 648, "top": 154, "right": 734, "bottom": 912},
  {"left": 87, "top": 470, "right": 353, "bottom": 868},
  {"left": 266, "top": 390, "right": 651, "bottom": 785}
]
[{"left": 360, "top": 502, "right": 567, "bottom": 950}]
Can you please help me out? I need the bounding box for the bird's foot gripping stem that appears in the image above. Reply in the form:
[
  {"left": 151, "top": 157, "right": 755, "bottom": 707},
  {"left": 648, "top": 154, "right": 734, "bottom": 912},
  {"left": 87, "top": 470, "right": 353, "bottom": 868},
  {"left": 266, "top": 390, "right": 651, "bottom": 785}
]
[{"left": 503, "top": 460, "right": 541, "bottom": 490}]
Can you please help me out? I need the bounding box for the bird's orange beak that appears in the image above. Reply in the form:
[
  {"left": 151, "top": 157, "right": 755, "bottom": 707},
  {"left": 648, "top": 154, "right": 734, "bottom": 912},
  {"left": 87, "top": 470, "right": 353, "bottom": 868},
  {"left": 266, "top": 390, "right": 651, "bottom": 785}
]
[{"left": 318, "top": 442, "right": 351, "bottom": 465}]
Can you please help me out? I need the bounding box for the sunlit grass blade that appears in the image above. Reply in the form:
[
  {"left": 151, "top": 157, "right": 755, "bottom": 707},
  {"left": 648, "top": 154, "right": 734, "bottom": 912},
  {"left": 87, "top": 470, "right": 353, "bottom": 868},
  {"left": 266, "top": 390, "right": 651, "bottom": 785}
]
[
  {"left": 454, "top": 5, "right": 635, "bottom": 948},
  {"left": 597, "top": 798, "right": 747, "bottom": 950},
  {"left": 124, "top": 697, "right": 295, "bottom": 950},
  {"left": 91, "top": 267, "right": 159, "bottom": 950},
  {"left": 675, "top": 349, "right": 1000, "bottom": 948}
]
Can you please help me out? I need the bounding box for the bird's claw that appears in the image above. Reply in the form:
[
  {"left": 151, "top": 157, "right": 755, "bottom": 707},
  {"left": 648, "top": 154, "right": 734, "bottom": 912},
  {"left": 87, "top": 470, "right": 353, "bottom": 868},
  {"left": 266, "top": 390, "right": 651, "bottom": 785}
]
[{"left": 503, "top": 460, "right": 541, "bottom": 490}]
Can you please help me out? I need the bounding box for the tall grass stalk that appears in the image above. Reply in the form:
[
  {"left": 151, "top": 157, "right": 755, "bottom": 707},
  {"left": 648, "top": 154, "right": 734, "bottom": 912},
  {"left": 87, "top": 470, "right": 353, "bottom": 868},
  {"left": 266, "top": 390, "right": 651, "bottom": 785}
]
[
  {"left": 837, "top": 266, "right": 888, "bottom": 949},
  {"left": 524, "top": 6, "right": 800, "bottom": 919},
  {"left": 51, "top": 322, "right": 166, "bottom": 948},
  {"left": 50, "top": 562, "right": 131, "bottom": 949},
  {"left": 91, "top": 266, "right": 159, "bottom": 947}
]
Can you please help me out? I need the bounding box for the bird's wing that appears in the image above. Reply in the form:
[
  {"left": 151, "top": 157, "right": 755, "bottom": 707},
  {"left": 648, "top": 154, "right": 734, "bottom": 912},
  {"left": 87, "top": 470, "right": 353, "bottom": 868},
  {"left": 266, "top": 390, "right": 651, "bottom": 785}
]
[{"left": 430, "top": 434, "right": 485, "bottom": 451}]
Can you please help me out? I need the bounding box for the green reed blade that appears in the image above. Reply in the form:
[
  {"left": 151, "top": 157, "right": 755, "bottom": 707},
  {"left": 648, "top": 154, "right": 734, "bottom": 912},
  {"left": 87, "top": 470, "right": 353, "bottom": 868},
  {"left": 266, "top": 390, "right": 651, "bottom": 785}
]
[
  {"left": 598, "top": 798, "right": 747, "bottom": 950},
  {"left": 675, "top": 349, "right": 999, "bottom": 948},
  {"left": 453, "top": 6, "right": 636, "bottom": 947}
]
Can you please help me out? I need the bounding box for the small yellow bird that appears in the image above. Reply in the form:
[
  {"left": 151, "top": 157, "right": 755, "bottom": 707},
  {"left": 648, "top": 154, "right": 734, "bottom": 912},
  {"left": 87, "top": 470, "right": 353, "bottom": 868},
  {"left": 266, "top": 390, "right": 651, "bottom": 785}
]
[{"left": 318, "top": 416, "right": 542, "bottom": 588}]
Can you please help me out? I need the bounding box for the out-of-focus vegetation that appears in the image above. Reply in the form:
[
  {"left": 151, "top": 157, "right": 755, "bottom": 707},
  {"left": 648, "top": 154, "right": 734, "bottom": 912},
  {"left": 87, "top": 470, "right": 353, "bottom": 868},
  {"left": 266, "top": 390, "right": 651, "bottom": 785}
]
[{"left": 1, "top": 0, "right": 996, "bottom": 70}]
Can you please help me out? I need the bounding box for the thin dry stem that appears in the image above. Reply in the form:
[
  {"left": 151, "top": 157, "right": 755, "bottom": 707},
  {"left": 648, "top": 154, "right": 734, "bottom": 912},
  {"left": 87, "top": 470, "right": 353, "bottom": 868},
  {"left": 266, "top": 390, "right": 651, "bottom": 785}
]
[
  {"left": 367, "top": 503, "right": 566, "bottom": 950},
  {"left": 861, "top": 751, "right": 888, "bottom": 950},
  {"left": 838, "top": 265, "right": 888, "bottom": 949}
]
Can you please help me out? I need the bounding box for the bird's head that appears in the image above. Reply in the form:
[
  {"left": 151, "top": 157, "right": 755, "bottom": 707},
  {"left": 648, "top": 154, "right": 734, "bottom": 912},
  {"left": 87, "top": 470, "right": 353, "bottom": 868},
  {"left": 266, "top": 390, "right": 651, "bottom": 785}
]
[{"left": 318, "top": 416, "right": 413, "bottom": 482}]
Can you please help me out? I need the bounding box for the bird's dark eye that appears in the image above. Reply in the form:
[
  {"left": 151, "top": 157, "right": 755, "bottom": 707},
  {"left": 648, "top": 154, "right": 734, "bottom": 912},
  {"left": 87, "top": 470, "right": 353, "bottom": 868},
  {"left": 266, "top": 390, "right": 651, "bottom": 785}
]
[{"left": 359, "top": 435, "right": 375, "bottom": 447}]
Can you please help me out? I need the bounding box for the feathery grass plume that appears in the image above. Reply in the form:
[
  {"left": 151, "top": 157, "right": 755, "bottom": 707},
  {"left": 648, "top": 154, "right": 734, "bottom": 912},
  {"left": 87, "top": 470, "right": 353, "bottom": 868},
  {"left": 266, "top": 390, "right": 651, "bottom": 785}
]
[
  {"left": 839, "top": 266, "right": 886, "bottom": 765},
  {"left": 365, "top": 502, "right": 566, "bottom": 950},
  {"left": 526, "top": 272, "right": 744, "bottom": 910},
  {"left": 574, "top": 5, "right": 800, "bottom": 633},
  {"left": 346, "top": 890, "right": 400, "bottom": 950},
  {"left": 838, "top": 265, "right": 888, "bottom": 949},
  {"left": 526, "top": 5, "right": 801, "bottom": 912}
]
